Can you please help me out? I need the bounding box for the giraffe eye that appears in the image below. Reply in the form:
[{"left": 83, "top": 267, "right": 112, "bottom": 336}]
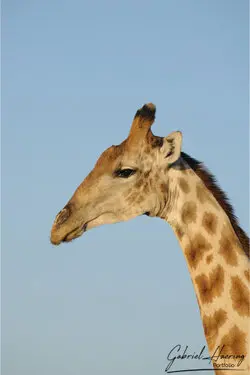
[{"left": 115, "top": 168, "right": 136, "bottom": 178}]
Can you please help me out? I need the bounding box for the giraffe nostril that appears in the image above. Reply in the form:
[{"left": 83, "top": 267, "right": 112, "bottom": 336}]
[{"left": 54, "top": 206, "right": 71, "bottom": 226}]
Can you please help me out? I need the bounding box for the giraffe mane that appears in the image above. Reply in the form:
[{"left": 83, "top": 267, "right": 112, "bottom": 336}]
[{"left": 181, "top": 151, "right": 250, "bottom": 259}]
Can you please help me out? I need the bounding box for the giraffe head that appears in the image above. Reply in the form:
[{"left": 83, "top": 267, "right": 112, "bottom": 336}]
[{"left": 50, "top": 103, "right": 182, "bottom": 245}]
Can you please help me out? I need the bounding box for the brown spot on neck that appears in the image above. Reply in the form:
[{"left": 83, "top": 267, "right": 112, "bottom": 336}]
[
  {"left": 195, "top": 265, "right": 225, "bottom": 304},
  {"left": 211, "top": 325, "right": 247, "bottom": 372},
  {"left": 181, "top": 201, "right": 197, "bottom": 225},
  {"left": 185, "top": 233, "right": 212, "bottom": 269},
  {"left": 230, "top": 276, "right": 249, "bottom": 317},
  {"left": 179, "top": 177, "right": 190, "bottom": 194},
  {"left": 202, "top": 212, "right": 218, "bottom": 235},
  {"left": 220, "top": 325, "right": 247, "bottom": 357},
  {"left": 203, "top": 309, "right": 227, "bottom": 351},
  {"left": 218, "top": 226, "right": 238, "bottom": 266}
]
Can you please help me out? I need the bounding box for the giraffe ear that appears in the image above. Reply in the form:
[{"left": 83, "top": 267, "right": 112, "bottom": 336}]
[{"left": 160, "top": 131, "right": 182, "bottom": 164}]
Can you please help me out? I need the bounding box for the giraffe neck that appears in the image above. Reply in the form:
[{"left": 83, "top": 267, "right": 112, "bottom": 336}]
[{"left": 159, "top": 161, "right": 249, "bottom": 374}]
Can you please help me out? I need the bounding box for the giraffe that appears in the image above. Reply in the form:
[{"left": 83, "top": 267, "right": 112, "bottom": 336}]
[{"left": 50, "top": 103, "right": 250, "bottom": 374}]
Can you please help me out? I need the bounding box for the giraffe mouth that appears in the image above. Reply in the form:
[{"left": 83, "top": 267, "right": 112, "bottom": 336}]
[
  {"left": 59, "top": 212, "right": 119, "bottom": 244},
  {"left": 61, "top": 214, "right": 106, "bottom": 242},
  {"left": 62, "top": 222, "right": 88, "bottom": 243},
  {"left": 51, "top": 212, "right": 123, "bottom": 245}
]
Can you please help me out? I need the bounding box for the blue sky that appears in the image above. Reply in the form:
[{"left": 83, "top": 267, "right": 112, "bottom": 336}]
[{"left": 2, "top": 1, "right": 249, "bottom": 374}]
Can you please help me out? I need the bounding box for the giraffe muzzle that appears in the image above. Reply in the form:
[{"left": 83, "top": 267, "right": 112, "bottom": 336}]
[{"left": 50, "top": 221, "right": 87, "bottom": 245}]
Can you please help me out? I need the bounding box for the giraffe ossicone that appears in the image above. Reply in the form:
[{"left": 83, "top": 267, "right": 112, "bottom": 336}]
[{"left": 50, "top": 103, "right": 249, "bottom": 374}]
